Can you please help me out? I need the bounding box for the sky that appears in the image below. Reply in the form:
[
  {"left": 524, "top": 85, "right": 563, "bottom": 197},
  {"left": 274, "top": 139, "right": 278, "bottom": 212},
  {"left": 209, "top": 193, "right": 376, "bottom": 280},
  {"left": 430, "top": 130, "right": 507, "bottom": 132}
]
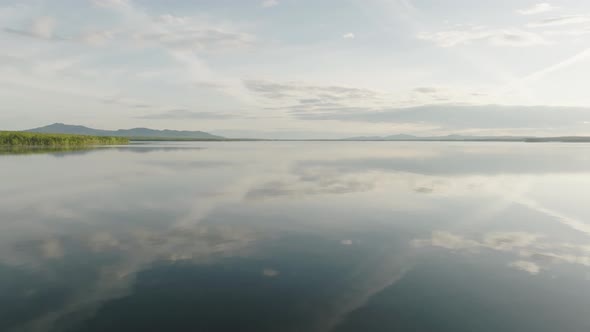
[{"left": 1, "top": 0, "right": 590, "bottom": 138}]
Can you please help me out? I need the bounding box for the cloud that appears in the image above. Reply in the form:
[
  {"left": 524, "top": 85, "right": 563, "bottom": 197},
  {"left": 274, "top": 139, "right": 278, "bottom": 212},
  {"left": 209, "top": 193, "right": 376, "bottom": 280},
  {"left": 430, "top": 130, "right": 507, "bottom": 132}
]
[
  {"left": 516, "top": 47, "right": 590, "bottom": 85},
  {"left": 132, "top": 15, "right": 256, "bottom": 51},
  {"left": 4, "top": 16, "right": 61, "bottom": 40},
  {"left": 64, "top": 5, "right": 257, "bottom": 52},
  {"left": 1, "top": 223, "right": 260, "bottom": 331},
  {"left": 518, "top": 199, "right": 590, "bottom": 237},
  {"left": 3, "top": 15, "right": 117, "bottom": 47},
  {"left": 414, "top": 231, "right": 542, "bottom": 252},
  {"left": 523, "top": 249, "right": 590, "bottom": 267},
  {"left": 262, "top": 268, "right": 280, "bottom": 277},
  {"left": 245, "top": 79, "right": 588, "bottom": 133},
  {"left": 193, "top": 81, "right": 227, "bottom": 89},
  {"left": 101, "top": 95, "right": 155, "bottom": 109},
  {"left": 261, "top": 0, "right": 279, "bottom": 8},
  {"left": 413, "top": 231, "right": 481, "bottom": 250},
  {"left": 527, "top": 15, "right": 590, "bottom": 27},
  {"left": 80, "top": 30, "right": 116, "bottom": 46},
  {"left": 543, "top": 27, "right": 590, "bottom": 36},
  {"left": 414, "top": 187, "right": 434, "bottom": 194},
  {"left": 491, "top": 30, "right": 549, "bottom": 47},
  {"left": 483, "top": 232, "right": 540, "bottom": 251},
  {"left": 244, "top": 163, "right": 382, "bottom": 201},
  {"left": 244, "top": 176, "right": 375, "bottom": 200},
  {"left": 342, "top": 32, "right": 355, "bottom": 39},
  {"left": 41, "top": 238, "right": 64, "bottom": 259},
  {"left": 297, "top": 147, "right": 590, "bottom": 176},
  {"left": 244, "top": 79, "right": 379, "bottom": 102},
  {"left": 414, "top": 87, "right": 438, "bottom": 94},
  {"left": 92, "top": 0, "right": 131, "bottom": 9},
  {"left": 30, "top": 16, "right": 56, "bottom": 39},
  {"left": 137, "top": 109, "right": 237, "bottom": 120},
  {"left": 415, "top": 230, "right": 590, "bottom": 275},
  {"left": 290, "top": 104, "right": 590, "bottom": 130},
  {"left": 419, "top": 27, "right": 548, "bottom": 47},
  {"left": 509, "top": 260, "right": 541, "bottom": 275},
  {"left": 517, "top": 3, "right": 557, "bottom": 15}
]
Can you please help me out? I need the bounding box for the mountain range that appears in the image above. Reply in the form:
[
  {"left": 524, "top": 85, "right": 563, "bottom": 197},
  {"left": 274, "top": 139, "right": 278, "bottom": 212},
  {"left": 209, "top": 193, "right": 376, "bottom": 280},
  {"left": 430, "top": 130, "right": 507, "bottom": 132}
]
[
  {"left": 26, "top": 123, "right": 224, "bottom": 140},
  {"left": 19, "top": 123, "right": 590, "bottom": 142},
  {"left": 343, "top": 134, "right": 527, "bottom": 141}
]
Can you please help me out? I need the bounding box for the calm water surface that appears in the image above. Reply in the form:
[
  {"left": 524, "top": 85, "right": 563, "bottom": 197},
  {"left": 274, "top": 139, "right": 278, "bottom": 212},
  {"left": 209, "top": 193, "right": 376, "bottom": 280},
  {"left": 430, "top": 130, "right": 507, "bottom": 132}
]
[{"left": 1, "top": 142, "right": 590, "bottom": 332}]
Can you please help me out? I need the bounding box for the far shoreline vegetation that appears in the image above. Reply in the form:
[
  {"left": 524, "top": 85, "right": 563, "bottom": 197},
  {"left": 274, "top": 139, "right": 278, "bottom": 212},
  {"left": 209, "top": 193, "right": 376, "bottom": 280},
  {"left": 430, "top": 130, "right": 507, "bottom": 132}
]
[
  {"left": 2, "top": 123, "right": 590, "bottom": 145},
  {"left": 0, "top": 131, "right": 129, "bottom": 147}
]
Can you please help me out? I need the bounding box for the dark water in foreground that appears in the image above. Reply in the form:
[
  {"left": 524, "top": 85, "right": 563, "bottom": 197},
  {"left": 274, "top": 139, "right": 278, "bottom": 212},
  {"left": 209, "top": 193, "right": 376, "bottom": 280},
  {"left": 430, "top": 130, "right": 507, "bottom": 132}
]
[{"left": 1, "top": 142, "right": 590, "bottom": 332}]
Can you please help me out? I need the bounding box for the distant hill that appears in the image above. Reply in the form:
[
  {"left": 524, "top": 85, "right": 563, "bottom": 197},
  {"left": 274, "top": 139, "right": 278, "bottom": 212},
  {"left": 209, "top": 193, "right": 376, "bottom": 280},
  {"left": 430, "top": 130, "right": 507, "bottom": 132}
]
[
  {"left": 26, "top": 123, "right": 224, "bottom": 140},
  {"left": 343, "top": 134, "right": 527, "bottom": 141},
  {"left": 21, "top": 125, "right": 590, "bottom": 142}
]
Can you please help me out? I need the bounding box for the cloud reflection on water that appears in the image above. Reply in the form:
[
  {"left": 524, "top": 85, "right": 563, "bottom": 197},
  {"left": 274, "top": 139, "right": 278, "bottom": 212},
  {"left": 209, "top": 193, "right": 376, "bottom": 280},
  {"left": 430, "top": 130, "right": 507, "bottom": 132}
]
[{"left": 1, "top": 142, "right": 590, "bottom": 331}]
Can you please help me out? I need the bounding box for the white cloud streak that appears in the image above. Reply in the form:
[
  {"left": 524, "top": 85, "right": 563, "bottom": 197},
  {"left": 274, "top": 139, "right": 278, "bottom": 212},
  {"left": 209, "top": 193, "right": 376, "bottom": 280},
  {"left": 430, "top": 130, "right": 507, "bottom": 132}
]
[
  {"left": 519, "top": 47, "right": 590, "bottom": 84},
  {"left": 419, "top": 27, "right": 548, "bottom": 47},
  {"left": 509, "top": 260, "right": 541, "bottom": 275},
  {"left": 517, "top": 3, "right": 557, "bottom": 15},
  {"left": 92, "top": 0, "right": 131, "bottom": 9},
  {"left": 527, "top": 15, "right": 590, "bottom": 27},
  {"left": 415, "top": 230, "right": 590, "bottom": 275},
  {"left": 342, "top": 32, "right": 355, "bottom": 39},
  {"left": 261, "top": 0, "right": 279, "bottom": 8}
]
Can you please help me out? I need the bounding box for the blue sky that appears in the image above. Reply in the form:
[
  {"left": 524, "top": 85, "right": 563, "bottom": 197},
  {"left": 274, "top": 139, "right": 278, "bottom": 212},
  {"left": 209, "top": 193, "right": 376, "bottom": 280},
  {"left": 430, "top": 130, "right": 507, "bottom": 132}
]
[{"left": 1, "top": 0, "right": 590, "bottom": 138}]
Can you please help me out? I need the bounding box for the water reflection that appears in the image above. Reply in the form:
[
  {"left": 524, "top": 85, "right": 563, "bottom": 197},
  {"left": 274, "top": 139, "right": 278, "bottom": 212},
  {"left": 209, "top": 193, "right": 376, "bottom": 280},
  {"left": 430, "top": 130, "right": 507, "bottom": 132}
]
[
  {"left": 0, "top": 143, "right": 205, "bottom": 157},
  {"left": 1, "top": 142, "right": 590, "bottom": 331},
  {"left": 0, "top": 146, "right": 99, "bottom": 156}
]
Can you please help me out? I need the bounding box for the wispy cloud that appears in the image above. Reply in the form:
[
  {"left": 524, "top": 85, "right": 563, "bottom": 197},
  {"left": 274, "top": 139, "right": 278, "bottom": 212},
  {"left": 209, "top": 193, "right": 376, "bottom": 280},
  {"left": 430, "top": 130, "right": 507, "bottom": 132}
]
[
  {"left": 193, "top": 81, "right": 227, "bottom": 89},
  {"left": 4, "top": 16, "right": 60, "bottom": 40},
  {"left": 414, "top": 87, "right": 439, "bottom": 94},
  {"left": 414, "top": 231, "right": 542, "bottom": 252},
  {"left": 80, "top": 30, "right": 116, "bottom": 46},
  {"left": 30, "top": 16, "right": 56, "bottom": 38},
  {"left": 517, "top": 3, "right": 557, "bottom": 15},
  {"left": 244, "top": 79, "right": 379, "bottom": 101},
  {"left": 527, "top": 15, "right": 590, "bottom": 27},
  {"left": 508, "top": 260, "right": 541, "bottom": 275},
  {"left": 3, "top": 15, "right": 118, "bottom": 47},
  {"left": 342, "top": 32, "right": 355, "bottom": 39},
  {"left": 244, "top": 79, "right": 501, "bottom": 131},
  {"left": 137, "top": 109, "right": 238, "bottom": 120},
  {"left": 75, "top": 3, "right": 258, "bottom": 52},
  {"left": 290, "top": 104, "right": 590, "bottom": 131},
  {"left": 92, "top": 0, "right": 131, "bottom": 9},
  {"left": 261, "top": 0, "right": 279, "bottom": 8},
  {"left": 542, "top": 27, "right": 590, "bottom": 36},
  {"left": 419, "top": 27, "right": 548, "bottom": 47},
  {"left": 244, "top": 172, "right": 376, "bottom": 200},
  {"left": 131, "top": 14, "right": 256, "bottom": 52},
  {"left": 415, "top": 230, "right": 590, "bottom": 275},
  {"left": 518, "top": 47, "right": 590, "bottom": 84}
]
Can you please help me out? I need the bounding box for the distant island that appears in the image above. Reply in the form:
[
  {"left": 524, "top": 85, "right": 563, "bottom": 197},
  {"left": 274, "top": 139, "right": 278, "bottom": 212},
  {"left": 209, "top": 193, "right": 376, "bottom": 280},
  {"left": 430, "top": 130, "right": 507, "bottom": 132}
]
[
  {"left": 26, "top": 123, "right": 225, "bottom": 141},
  {"left": 0, "top": 131, "right": 128, "bottom": 147}
]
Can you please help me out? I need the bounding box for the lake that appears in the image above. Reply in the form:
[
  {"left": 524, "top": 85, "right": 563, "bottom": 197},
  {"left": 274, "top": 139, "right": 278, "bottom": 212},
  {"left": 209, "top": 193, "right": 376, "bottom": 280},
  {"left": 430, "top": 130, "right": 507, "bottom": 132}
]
[{"left": 1, "top": 142, "right": 590, "bottom": 332}]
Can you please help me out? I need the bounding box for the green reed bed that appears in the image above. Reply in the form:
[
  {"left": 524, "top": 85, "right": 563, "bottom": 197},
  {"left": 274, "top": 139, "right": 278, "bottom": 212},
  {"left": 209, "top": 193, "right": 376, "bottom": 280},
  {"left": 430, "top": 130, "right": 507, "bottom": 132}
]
[{"left": 0, "top": 131, "right": 129, "bottom": 147}]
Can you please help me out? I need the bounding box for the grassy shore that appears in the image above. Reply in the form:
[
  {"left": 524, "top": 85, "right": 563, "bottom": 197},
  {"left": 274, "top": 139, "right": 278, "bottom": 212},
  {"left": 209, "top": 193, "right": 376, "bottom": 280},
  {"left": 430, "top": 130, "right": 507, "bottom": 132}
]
[{"left": 0, "top": 131, "right": 129, "bottom": 146}]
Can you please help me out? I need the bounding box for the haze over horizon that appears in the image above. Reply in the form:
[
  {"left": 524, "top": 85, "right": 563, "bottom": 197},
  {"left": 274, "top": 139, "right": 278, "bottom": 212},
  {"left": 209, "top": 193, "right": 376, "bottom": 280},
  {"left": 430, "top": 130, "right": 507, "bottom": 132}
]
[{"left": 2, "top": 0, "right": 590, "bottom": 139}]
